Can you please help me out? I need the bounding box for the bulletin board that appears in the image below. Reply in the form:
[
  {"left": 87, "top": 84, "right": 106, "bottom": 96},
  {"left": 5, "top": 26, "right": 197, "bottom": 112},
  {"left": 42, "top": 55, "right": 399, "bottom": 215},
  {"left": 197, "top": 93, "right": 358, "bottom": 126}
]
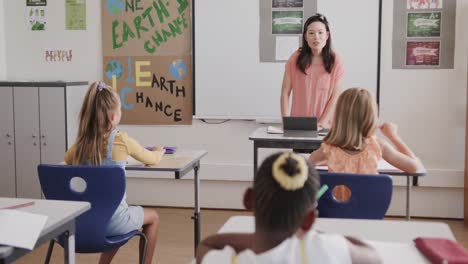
[{"left": 101, "top": 0, "right": 193, "bottom": 125}]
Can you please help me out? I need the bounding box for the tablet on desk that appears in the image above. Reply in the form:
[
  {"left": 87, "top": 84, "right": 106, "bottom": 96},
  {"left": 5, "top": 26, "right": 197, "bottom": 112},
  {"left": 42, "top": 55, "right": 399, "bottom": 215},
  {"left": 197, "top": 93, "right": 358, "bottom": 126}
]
[{"left": 283, "top": 116, "right": 318, "bottom": 137}]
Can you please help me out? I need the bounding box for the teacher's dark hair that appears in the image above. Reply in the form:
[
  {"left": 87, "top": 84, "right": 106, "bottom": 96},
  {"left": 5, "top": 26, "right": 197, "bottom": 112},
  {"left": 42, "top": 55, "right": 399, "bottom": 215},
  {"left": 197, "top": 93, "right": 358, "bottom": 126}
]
[{"left": 297, "top": 13, "right": 335, "bottom": 74}]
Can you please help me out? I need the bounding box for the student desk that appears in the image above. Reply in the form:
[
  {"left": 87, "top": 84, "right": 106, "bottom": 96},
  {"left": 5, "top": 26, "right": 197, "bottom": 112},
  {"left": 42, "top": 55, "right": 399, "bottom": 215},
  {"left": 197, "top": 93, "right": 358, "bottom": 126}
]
[
  {"left": 249, "top": 127, "right": 324, "bottom": 175},
  {"left": 125, "top": 149, "right": 208, "bottom": 255},
  {"left": 218, "top": 216, "right": 455, "bottom": 263},
  {"left": 0, "top": 198, "right": 90, "bottom": 264},
  {"left": 249, "top": 127, "right": 426, "bottom": 220},
  {"left": 218, "top": 216, "right": 455, "bottom": 242}
]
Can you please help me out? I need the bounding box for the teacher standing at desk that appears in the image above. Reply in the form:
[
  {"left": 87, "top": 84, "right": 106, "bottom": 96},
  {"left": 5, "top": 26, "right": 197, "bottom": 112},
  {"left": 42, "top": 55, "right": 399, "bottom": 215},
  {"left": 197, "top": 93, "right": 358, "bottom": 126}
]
[{"left": 280, "top": 13, "right": 344, "bottom": 128}]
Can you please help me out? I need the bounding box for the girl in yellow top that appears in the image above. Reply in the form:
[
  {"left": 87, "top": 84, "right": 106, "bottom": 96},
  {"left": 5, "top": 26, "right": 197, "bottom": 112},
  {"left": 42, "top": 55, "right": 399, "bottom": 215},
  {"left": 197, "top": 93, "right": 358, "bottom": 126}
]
[
  {"left": 65, "top": 81, "right": 164, "bottom": 264},
  {"left": 309, "top": 88, "right": 423, "bottom": 199}
]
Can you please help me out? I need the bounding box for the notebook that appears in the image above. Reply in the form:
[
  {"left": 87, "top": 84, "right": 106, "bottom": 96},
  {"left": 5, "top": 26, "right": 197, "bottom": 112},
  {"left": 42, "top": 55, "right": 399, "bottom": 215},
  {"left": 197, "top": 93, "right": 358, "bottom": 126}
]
[
  {"left": 282, "top": 116, "right": 318, "bottom": 137},
  {"left": 414, "top": 237, "right": 468, "bottom": 264}
]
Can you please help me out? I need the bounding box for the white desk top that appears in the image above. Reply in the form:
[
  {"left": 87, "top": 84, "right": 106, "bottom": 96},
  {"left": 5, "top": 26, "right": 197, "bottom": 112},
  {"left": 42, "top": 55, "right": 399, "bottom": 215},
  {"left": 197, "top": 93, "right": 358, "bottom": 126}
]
[
  {"left": 0, "top": 198, "right": 90, "bottom": 237},
  {"left": 218, "top": 216, "right": 455, "bottom": 263},
  {"left": 316, "top": 159, "right": 427, "bottom": 176},
  {"left": 126, "top": 149, "right": 207, "bottom": 172},
  {"left": 218, "top": 216, "right": 455, "bottom": 242},
  {"left": 249, "top": 127, "right": 323, "bottom": 142}
]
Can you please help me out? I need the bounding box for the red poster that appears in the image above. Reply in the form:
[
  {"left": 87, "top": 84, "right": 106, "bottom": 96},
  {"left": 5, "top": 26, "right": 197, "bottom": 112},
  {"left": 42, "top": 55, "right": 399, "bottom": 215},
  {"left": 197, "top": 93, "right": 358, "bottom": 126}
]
[{"left": 406, "top": 41, "right": 440, "bottom": 66}]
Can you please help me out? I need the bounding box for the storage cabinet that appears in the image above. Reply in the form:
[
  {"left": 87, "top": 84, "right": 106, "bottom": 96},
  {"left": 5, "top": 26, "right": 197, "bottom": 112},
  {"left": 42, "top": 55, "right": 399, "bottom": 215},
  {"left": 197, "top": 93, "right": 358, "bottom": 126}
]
[
  {"left": 0, "top": 87, "right": 16, "bottom": 197},
  {"left": 0, "top": 81, "right": 87, "bottom": 198}
]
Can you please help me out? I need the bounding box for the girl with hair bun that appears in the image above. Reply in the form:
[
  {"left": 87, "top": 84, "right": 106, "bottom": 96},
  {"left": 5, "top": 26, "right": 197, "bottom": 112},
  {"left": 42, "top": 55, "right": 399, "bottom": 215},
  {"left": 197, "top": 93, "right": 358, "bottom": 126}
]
[{"left": 196, "top": 152, "right": 381, "bottom": 264}]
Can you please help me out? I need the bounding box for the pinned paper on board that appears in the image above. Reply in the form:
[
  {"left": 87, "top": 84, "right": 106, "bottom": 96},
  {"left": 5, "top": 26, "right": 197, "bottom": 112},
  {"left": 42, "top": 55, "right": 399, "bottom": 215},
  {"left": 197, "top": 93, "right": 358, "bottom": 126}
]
[
  {"left": 407, "top": 0, "right": 443, "bottom": 10},
  {"left": 26, "top": 0, "right": 47, "bottom": 6},
  {"left": 27, "top": 6, "right": 47, "bottom": 31},
  {"left": 101, "top": 0, "right": 193, "bottom": 125},
  {"left": 406, "top": 41, "right": 440, "bottom": 66},
  {"left": 275, "top": 36, "right": 299, "bottom": 61},
  {"left": 272, "top": 0, "right": 303, "bottom": 8},
  {"left": 66, "top": 0, "right": 86, "bottom": 30},
  {"left": 407, "top": 12, "right": 441, "bottom": 37},
  {"left": 272, "top": 11, "right": 303, "bottom": 34},
  {"left": 44, "top": 49, "right": 73, "bottom": 62}
]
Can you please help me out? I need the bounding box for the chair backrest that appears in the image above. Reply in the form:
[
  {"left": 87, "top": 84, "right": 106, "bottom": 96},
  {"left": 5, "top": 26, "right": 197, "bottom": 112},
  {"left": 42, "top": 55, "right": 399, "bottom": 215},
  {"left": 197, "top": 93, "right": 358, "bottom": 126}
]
[
  {"left": 37, "top": 164, "right": 126, "bottom": 252},
  {"left": 317, "top": 172, "right": 393, "bottom": 219}
]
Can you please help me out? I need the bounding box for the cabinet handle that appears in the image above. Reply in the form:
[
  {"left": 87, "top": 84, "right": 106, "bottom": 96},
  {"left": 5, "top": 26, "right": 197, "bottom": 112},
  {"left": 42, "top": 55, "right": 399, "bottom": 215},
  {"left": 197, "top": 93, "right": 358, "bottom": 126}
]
[
  {"left": 41, "top": 134, "right": 45, "bottom": 138},
  {"left": 43, "top": 142, "right": 47, "bottom": 146},
  {"left": 32, "top": 134, "right": 37, "bottom": 138},
  {"left": 8, "top": 142, "right": 12, "bottom": 145},
  {"left": 33, "top": 142, "right": 37, "bottom": 146},
  {"left": 6, "top": 133, "right": 11, "bottom": 138}
]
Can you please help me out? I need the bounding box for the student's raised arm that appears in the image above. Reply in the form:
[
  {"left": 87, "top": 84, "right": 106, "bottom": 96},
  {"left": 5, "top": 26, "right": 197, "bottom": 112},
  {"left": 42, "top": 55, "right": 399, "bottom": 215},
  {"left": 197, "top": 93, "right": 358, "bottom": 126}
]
[
  {"left": 309, "top": 146, "right": 328, "bottom": 166},
  {"left": 378, "top": 122, "right": 423, "bottom": 173}
]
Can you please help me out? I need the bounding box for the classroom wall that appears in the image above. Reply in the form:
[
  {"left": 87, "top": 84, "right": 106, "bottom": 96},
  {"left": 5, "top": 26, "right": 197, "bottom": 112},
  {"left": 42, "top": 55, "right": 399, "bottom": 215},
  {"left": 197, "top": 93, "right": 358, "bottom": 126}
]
[
  {"left": 1, "top": 0, "right": 467, "bottom": 218},
  {"left": 3, "top": 1, "right": 101, "bottom": 81},
  {"left": 0, "top": 0, "right": 6, "bottom": 79},
  {"left": 128, "top": 0, "right": 468, "bottom": 218}
]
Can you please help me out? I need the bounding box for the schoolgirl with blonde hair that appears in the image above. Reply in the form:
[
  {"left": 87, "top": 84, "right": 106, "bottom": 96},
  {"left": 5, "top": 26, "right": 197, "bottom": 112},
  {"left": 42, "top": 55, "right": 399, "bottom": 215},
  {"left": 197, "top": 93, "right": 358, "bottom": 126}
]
[
  {"left": 65, "top": 81, "right": 165, "bottom": 264},
  {"left": 310, "top": 87, "right": 422, "bottom": 177}
]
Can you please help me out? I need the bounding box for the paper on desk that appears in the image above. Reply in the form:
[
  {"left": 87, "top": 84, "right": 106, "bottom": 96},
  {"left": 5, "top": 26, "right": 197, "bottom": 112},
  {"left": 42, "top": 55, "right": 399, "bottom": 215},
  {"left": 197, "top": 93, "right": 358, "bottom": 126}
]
[
  {"left": 366, "top": 240, "right": 430, "bottom": 263},
  {"left": 316, "top": 159, "right": 399, "bottom": 172},
  {"left": 0, "top": 209, "right": 48, "bottom": 250},
  {"left": 267, "top": 126, "right": 283, "bottom": 134}
]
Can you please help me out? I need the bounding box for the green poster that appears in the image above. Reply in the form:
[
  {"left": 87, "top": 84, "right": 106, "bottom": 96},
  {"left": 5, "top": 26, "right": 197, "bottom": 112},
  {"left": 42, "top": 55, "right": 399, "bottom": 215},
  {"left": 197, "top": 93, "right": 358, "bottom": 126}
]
[
  {"left": 407, "top": 12, "right": 441, "bottom": 37},
  {"left": 26, "top": 0, "right": 47, "bottom": 6},
  {"left": 66, "top": 0, "right": 86, "bottom": 30},
  {"left": 272, "top": 11, "right": 303, "bottom": 34}
]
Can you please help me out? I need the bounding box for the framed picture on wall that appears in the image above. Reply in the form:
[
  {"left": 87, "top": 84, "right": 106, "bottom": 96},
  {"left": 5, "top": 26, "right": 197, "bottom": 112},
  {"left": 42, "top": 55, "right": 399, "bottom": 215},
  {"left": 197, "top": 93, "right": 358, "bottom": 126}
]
[
  {"left": 405, "top": 41, "right": 440, "bottom": 66},
  {"left": 272, "top": 10, "right": 303, "bottom": 34},
  {"left": 272, "top": 0, "right": 303, "bottom": 8},
  {"left": 407, "top": 0, "right": 443, "bottom": 10},
  {"left": 407, "top": 12, "right": 441, "bottom": 37},
  {"left": 27, "top": 0, "right": 47, "bottom": 6}
]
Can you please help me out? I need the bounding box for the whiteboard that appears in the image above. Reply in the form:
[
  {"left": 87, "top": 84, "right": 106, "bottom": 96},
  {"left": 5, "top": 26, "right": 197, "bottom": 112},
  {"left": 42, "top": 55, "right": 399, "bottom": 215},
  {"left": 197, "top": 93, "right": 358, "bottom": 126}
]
[{"left": 194, "top": 0, "right": 380, "bottom": 120}]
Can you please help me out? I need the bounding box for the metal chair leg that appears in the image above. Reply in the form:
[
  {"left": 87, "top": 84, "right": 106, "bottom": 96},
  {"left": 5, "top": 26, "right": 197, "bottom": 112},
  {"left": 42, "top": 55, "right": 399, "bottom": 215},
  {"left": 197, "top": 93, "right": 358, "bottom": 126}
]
[
  {"left": 136, "top": 232, "right": 148, "bottom": 264},
  {"left": 44, "top": 240, "right": 55, "bottom": 264}
]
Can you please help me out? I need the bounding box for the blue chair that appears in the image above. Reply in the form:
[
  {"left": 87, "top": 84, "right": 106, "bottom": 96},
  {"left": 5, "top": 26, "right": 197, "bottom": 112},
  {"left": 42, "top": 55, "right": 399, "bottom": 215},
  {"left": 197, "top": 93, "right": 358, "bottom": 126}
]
[
  {"left": 37, "top": 164, "right": 147, "bottom": 264},
  {"left": 317, "top": 172, "right": 393, "bottom": 219}
]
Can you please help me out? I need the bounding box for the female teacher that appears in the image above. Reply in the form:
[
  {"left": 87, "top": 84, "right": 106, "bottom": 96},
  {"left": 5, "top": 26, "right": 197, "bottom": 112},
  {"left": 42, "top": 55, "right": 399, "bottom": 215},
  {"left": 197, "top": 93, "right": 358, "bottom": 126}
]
[{"left": 280, "top": 13, "right": 344, "bottom": 128}]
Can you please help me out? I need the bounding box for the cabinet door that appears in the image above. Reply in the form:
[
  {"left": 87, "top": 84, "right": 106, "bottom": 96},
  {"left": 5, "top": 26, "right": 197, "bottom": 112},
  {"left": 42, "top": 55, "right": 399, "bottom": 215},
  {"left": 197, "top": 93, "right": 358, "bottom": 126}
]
[
  {"left": 14, "top": 86, "right": 41, "bottom": 199},
  {"left": 39, "top": 87, "right": 66, "bottom": 164},
  {"left": 0, "top": 87, "right": 16, "bottom": 197}
]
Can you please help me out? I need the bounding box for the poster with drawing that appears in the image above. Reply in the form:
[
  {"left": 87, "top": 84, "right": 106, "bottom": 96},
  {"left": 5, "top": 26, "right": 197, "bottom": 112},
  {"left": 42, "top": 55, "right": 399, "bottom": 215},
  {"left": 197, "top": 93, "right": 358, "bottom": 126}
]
[
  {"left": 101, "top": 0, "right": 192, "bottom": 125},
  {"left": 272, "top": 10, "right": 303, "bottom": 34},
  {"left": 406, "top": 41, "right": 440, "bottom": 66},
  {"left": 26, "top": 0, "right": 47, "bottom": 6},
  {"left": 407, "top": 0, "right": 443, "bottom": 10},
  {"left": 27, "top": 6, "right": 47, "bottom": 31},
  {"left": 272, "top": 0, "right": 303, "bottom": 8},
  {"left": 407, "top": 12, "right": 441, "bottom": 37},
  {"left": 66, "top": 0, "right": 86, "bottom": 30}
]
